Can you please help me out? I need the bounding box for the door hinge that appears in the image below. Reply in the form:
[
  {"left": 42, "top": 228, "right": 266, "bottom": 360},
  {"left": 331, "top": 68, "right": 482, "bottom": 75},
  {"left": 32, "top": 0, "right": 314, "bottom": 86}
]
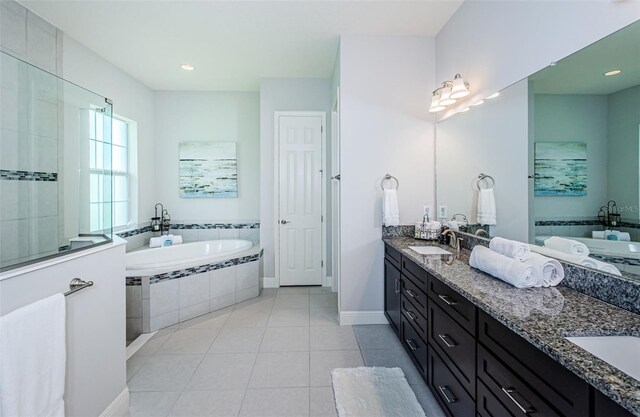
[
  {"left": 321, "top": 215, "right": 324, "bottom": 222},
  {"left": 321, "top": 260, "right": 324, "bottom": 268}
]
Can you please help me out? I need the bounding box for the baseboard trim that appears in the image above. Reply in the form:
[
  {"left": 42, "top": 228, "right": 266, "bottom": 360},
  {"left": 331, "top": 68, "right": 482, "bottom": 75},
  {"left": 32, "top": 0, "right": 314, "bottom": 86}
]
[
  {"left": 339, "top": 311, "right": 389, "bottom": 326},
  {"left": 263, "top": 277, "right": 278, "bottom": 288},
  {"left": 99, "top": 387, "right": 129, "bottom": 417},
  {"left": 323, "top": 275, "right": 333, "bottom": 287},
  {"left": 126, "top": 331, "right": 156, "bottom": 360}
]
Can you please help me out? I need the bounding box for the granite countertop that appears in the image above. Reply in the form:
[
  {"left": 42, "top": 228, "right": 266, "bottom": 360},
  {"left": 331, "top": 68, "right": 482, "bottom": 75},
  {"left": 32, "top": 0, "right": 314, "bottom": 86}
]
[{"left": 384, "top": 237, "right": 640, "bottom": 416}]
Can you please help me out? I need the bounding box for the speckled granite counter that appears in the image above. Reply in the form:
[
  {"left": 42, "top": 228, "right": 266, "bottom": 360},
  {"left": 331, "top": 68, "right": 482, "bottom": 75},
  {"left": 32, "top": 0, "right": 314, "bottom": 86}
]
[{"left": 384, "top": 237, "right": 640, "bottom": 416}]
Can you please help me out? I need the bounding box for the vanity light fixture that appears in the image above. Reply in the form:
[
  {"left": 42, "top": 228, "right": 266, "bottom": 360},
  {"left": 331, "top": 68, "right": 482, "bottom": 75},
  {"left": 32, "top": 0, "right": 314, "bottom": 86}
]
[
  {"left": 604, "top": 69, "right": 622, "bottom": 76},
  {"left": 429, "top": 74, "right": 470, "bottom": 113},
  {"left": 180, "top": 64, "right": 195, "bottom": 71},
  {"left": 486, "top": 92, "right": 500, "bottom": 99}
]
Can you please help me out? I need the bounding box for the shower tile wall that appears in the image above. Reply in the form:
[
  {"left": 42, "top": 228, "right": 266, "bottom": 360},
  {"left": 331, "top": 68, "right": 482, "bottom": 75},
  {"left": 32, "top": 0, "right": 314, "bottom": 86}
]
[{"left": 0, "top": 0, "right": 62, "bottom": 265}]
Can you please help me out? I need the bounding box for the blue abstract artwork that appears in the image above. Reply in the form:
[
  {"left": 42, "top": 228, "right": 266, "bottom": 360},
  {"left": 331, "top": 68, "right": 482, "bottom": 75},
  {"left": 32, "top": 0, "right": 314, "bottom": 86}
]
[
  {"left": 179, "top": 142, "right": 238, "bottom": 198},
  {"left": 534, "top": 142, "right": 587, "bottom": 196}
]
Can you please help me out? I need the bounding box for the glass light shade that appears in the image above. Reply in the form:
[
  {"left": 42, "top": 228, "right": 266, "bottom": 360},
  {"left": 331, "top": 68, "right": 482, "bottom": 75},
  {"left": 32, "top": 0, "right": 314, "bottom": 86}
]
[
  {"left": 439, "top": 84, "right": 457, "bottom": 106},
  {"left": 428, "top": 90, "right": 445, "bottom": 113},
  {"left": 450, "top": 75, "right": 470, "bottom": 99}
]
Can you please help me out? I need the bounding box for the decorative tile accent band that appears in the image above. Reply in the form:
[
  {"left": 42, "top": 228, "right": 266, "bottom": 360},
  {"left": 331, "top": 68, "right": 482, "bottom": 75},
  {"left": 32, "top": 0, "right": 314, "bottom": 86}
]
[
  {"left": 618, "top": 221, "right": 640, "bottom": 230},
  {"left": 126, "top": 249, "right": 263, "bottom": 286},
  {"left": 116, "top": 223, "right": 261, "bottom": 238},
  {"left": 171, "top": 223, "right": 260, "bottom": 230},
  {"left": 535, "top": 219, "right": 601, "bottom": 226},
  {"left": 0, "top": 169, "right": 57, "bottom": 181}
]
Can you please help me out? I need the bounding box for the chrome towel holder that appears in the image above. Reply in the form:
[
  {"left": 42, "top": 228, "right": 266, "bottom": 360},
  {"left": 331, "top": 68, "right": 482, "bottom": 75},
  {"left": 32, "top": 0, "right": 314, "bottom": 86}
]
[
  {"left": 475, "top": 173, "right": 495, "bottom": 190},
  {"left": 381, "top": 174, "right": 399, "bottom": 191},
  {"left": 64, "top": 278, "right": 94, "bottom": 296}
]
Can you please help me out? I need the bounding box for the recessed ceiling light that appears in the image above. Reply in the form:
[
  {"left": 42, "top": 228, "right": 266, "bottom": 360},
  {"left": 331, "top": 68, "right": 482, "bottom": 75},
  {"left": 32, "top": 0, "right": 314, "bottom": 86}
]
[
  {"left": 180, "top": 64, "right": 195, "bottom": 71},
  {"left": 487, "top": 92, "right": 500, "bottom": 99},
  {"left": 471, "top": 100, "right": 485, "bottom": 107},
  {"left": 604, "top": 69, "right": 621, "bottom": 76}
]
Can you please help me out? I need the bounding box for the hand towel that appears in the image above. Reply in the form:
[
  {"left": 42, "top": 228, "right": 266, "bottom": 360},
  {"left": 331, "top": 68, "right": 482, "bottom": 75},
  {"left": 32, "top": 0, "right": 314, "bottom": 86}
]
[
  {"left": 592, "top": 259, "right": 622, "bottom": 276},
  {"left": 526, "top": 252, "right": 565, "bottom": 287},
  {"left": 383, "top": 189, "right": 400, "bottom": 226},
  {"left": 477, "top": 188, "right": 496, "bottom": 225},
  {"left": 544, "top": 236, "right": 589, "bottom": 256},
  {"left": 489, "top": 237, "right": 531, "bottom": 261},
  {"left": 1, "top": 294, "right": 66, "bottom": 417},
  {"left": 470, "top": 246, "right": 542, "bottom": 288}
]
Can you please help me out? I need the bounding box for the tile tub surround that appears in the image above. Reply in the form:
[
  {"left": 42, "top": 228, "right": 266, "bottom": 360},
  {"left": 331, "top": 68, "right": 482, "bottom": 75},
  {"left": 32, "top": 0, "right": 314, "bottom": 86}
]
[
  {"left": 126, "top": 249, "right": 263, "bottom": 337},
  {"left": 384, "top": 237, "right": 640, "bottom": 415}
]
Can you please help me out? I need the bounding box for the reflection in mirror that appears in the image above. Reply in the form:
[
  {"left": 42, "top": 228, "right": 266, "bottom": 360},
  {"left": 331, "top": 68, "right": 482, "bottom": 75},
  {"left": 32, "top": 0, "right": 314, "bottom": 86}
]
[{"left": 436, "top": 20, "right": 640, "bottom": 281}]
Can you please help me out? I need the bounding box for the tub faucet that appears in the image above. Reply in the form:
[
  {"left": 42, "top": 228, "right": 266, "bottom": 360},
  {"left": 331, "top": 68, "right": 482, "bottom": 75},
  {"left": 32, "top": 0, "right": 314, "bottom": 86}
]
[{"left": 442, "top": 229, "right": 463, "bottom": 253}]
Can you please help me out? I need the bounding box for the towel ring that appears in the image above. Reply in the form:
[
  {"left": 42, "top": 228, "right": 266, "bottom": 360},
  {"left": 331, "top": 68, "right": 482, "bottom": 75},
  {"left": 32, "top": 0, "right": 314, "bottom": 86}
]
[
  {"left": 475, "top": 173, "right": 495, "bottom": 190},
  {"left": 381, "top": 174, "right": 399, "bottom": 191}
]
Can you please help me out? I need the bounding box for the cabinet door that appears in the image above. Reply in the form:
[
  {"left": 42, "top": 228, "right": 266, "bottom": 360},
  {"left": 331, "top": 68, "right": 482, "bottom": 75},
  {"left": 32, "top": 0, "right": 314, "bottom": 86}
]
[{"left": 384, "top": 258, "right": 401, "bottom": 333}]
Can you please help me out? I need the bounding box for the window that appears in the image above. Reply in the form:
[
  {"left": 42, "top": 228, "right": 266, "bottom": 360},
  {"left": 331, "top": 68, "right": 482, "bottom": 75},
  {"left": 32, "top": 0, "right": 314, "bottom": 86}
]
[{"left": 89, "top": 110, "right": 130, "bottom": 232}]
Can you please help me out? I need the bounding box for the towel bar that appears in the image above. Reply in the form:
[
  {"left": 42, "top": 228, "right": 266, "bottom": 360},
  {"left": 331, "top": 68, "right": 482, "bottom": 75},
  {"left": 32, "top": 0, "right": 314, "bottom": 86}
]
[
  {"left": 475, "top": 173, "right": 495, "bottom": 190},
  {"left": 381, "top": 174, "right": 399, "bottom": 191},
  {"left": 64, "top": 278, "right": 93, "bottom": 296}
]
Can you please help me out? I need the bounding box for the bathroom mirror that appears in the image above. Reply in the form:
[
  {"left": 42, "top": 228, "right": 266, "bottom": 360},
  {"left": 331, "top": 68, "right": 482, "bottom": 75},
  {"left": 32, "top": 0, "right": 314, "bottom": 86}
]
[
  {"left": 0, "top": 51, "right": 114, "bottom": 271},
  {"left": 436, "top": 20, "right": 640, "bottom": 280}
]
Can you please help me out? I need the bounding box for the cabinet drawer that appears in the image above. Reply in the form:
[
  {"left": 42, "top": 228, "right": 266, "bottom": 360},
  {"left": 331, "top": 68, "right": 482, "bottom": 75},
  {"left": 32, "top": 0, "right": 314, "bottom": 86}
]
[
  {"left": 477, "top": 379, "right": 516, "bottom": 417},
  {"left": 401, "top": 295, "right": 427, "bottom": 341},
  {"left": 402, "top": 256, "right": 429, "bottom": 286},
  {"left": 478, "top": 344, "right": 569, "bottom": 417},
  {"left": 428, "top": 348, "right": 475, "bottom": 417},
  {"left": 478, "top": 311, "right": 589, "bottom": 417},
  {"left": 401, "top": 274, "right": 427, "bottom": 311},
  {"left": 401, "top": 315, "right": 427, "bottom": 375},
  {"left": 429, "top": 302, "right": 476, "bottom": 398},
  {"left": 428, "top": 275, "right": 476, "bottom": 335},
  {"left": 385, "top": 244, "right": 401, "bottom": 270}
]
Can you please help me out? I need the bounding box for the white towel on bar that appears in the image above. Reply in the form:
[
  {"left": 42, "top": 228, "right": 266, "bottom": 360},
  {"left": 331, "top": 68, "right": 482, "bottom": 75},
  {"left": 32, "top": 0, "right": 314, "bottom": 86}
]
[
  {"left": 383, "top": 189, "right": 400, "bottom": 226},
  {"left": 477, "top": 188, "right": 496, "bottom": 225},
  {"left": 489, "top": 237, "right": 531, "bottom": 261},
  {"left": 544, "top": 236, "right": 589, "bottom": 256},
  {"left": 526, "top": 252, "right": 565, "bottom": 287},
  {"left": 1, "top": 294, "right": 66, "bottom": 417},
  {"left": 470, "top": 246, "right": 541, "bottom": 288}
]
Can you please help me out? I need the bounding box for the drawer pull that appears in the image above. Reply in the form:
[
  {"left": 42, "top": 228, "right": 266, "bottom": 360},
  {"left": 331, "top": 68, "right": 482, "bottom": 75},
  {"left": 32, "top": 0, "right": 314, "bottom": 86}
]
[
  {"left": 406, "top": 311, "right": 417, "bottom": 321},
  {"left": 438, "top": 386, "right": 457, "bottom": 404},
  {"left": 501, "top": 387, "right": 535, "bottom": 414},
  {"left": 405, "top": 339, "right": 418, "bottom": 351},
  {"left": 406, "top": 289, "right": 418, "bottom": 298},
  {"left": 395, "top": 278, "right": 400, "bottom": 294},
  {"left": 438, "top": 294, "right": 457, "bottom": 306},
  {"left": 438, "top": 334, "right": 457, "bottom": 348}
]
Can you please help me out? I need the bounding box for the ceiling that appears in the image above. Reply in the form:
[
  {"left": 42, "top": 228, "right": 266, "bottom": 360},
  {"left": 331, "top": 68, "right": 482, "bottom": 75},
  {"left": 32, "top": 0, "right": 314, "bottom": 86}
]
[
  {"left": 529, "top": 20, "right": 640, "bottom": 95},
  {"left": 21, "top": 0, "right": 463, "bottom": 91}
]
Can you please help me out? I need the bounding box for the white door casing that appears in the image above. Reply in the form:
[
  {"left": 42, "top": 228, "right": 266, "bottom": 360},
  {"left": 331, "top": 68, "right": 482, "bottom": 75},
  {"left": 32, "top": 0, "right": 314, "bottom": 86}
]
[
  {"left": 276, "top": 113, "right": 324, "bottom": 286},
  {"left": 331, "top": 90, "right": 341, "bottom": 296}
]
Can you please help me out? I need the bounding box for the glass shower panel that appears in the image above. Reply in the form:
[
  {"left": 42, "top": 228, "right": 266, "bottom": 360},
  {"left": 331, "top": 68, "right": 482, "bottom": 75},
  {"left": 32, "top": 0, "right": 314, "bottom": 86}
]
[{"left": 0, "top": 50, "right": 113, "bottom": 271}]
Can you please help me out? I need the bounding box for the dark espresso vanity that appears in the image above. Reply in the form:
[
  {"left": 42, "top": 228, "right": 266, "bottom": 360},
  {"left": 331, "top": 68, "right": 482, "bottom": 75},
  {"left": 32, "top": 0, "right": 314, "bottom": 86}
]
[{"left": 383, "top": 240, "right": 638, "bottom": 417}]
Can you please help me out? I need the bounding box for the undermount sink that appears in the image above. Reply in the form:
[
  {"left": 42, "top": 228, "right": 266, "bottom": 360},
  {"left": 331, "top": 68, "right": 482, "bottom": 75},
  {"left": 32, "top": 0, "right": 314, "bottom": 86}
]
[
  {"left": 409, "top": 246, "right": 452, "bottom": 256},
  {"left": 565, "top": 336, "right": 640, "bottom": 381}
]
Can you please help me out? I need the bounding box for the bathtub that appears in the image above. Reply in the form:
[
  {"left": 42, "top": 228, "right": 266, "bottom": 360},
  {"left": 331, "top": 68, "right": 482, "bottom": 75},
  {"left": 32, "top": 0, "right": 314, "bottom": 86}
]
[
  {"left": 536, "top": 235, "right": 640, "bottom": 260},
  {"left": 126, "top": 239, "right": 254, "bottom": 276},
  {"left": 125, "top": 239, "right": 262, "bottom": 337}
]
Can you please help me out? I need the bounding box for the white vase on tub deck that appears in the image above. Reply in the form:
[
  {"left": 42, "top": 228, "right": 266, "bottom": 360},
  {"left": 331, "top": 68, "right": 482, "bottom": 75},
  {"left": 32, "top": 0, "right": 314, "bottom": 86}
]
[{"left": 126, "top": 239, "right": 254, "bottom": 272}]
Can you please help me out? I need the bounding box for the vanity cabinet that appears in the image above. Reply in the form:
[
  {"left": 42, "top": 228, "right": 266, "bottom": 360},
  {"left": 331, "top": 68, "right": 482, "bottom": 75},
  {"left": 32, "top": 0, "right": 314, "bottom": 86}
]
[{"left": 383, "top": 243, "right": 633, "bottom": 417}]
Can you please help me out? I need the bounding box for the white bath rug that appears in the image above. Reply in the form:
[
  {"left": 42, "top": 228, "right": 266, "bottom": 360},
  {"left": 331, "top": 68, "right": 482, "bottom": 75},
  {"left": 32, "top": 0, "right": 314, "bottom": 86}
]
[{"left": 331, "top": 367, "right": 426, "bottom": 417}]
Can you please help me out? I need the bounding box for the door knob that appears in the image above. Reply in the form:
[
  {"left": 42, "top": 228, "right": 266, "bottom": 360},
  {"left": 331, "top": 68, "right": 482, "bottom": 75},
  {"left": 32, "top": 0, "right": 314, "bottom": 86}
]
[{"left": 280, "top": 220, "right": 291, "bottom": 224}]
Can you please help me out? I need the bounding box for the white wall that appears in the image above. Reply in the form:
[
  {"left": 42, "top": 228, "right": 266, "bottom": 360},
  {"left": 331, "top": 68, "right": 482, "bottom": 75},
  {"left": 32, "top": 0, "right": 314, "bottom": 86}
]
[
  {"left": 533, "top": 94, "right": 608, "bottom": 220},
  {"left": 437, "top": 79, "right": 529, "bottom": 241},
  {"left": 62, "top": 34, "right": 156, "bottom": 225},
  {"left": 259, "top": 78, "right": 333, "bottom": 280},
  {"left": 154, "top": 91, "right": 260, "bottom": 222},
  {"left": 339, "top": 36, "right": 436, "bottom": 315},
  {"left": 436, "top": 1, "right": 640, "bottom": 119}
]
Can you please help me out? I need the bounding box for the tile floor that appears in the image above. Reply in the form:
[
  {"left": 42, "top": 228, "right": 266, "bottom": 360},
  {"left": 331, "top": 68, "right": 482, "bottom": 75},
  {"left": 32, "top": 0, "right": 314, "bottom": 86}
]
[{"left": 126, "top": 286, "right": 446, "bottom": 417}]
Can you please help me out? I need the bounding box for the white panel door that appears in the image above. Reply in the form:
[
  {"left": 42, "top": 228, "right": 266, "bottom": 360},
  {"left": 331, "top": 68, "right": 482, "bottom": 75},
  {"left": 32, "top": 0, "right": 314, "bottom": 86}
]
[{"left": 278, "top": 115, "right": 323, "bottom": 286}]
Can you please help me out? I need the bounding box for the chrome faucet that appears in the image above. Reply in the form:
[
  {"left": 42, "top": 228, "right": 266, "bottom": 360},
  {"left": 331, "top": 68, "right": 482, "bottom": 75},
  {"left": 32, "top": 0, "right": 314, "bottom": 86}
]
[
  {"left": 475, "top": 228, "right": 489, "bottom": 237},
  {"left": 442, "top": 229, "right": 463, "bottom": 252}
]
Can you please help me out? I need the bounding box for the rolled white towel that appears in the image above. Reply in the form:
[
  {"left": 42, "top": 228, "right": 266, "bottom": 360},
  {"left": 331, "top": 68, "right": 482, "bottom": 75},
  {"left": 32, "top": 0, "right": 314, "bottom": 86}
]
[
  {"left": 530, "top": 244, "right": 589, "bottom": 265},
  {"left": 149, "top": 235, "right": 175, "bottom": 248},
  {"left": 544, "top": 236, "right": 589, "bottom": 256},
  {"left": 489, "top": 237, "right": 531, "bottom": 261},
  {"left": 470, "top": 246, "right": 541, "bottom": 288},
  {"left": 446, "top": 221, "right": 461, "bottom": 231},
  {"left": 526, "top": 253, "right": 565, "bottom": 287},
  {"left": 591, "top": 259, "right": 622, "bottom": 276},
  {"left": 618, "top": 232, "right": 631, "bottom": 242},
  {"left": 592, "top": 231, "right": 605, "bottom": 239},
  {"left": 171, "top": 235, "right": 183, "bottom": 245}
]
